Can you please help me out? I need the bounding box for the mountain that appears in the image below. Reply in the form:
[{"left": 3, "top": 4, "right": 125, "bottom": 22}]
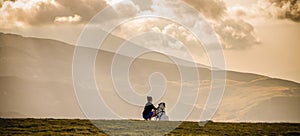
[{"left": 0, "top": 33, "right": 299, "bottom": 122}]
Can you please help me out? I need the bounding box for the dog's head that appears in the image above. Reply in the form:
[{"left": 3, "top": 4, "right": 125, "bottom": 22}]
[{"left": 158, "top": 102, "right": 166, "bottom": 110}]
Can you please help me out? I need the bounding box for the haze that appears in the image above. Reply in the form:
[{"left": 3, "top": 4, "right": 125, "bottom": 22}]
[{"left": 0, "top": 0, "right": 299, "bottom": 122}]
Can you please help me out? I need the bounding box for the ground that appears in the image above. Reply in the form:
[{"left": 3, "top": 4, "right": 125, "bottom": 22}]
[{"left": 0, "top": 118, "right": 299, "bottom": 135}]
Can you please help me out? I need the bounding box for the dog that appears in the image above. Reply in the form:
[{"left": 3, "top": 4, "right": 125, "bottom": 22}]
[{"left": 156, "top": 102, "right": 169, "bottom": 121}]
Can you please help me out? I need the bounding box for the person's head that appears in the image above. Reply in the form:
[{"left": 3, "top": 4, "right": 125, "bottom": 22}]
[{"left": 147, "top": 96, "right": 152, "bottom": 102}]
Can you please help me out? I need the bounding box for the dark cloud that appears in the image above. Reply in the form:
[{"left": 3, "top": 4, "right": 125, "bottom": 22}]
[
  {"left": 228, "top": 0, "right": 300, "bottom": 22},
  {"left": 267, "top": 0, "right": 300, "bottom": 22}
]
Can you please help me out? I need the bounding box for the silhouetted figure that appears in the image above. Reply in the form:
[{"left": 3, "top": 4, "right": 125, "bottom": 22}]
[{"left": 142, "top": 96, "right": 157, "bottom": 120}]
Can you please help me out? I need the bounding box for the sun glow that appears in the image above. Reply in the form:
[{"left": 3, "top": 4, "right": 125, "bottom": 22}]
[{"left": 105, "top": 0, "right": 123, "bottom": 6}]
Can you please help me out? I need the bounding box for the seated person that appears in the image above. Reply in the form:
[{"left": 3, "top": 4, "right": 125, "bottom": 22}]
[{"left": 142, "top": 96, "right": 157, "bottom": 120}]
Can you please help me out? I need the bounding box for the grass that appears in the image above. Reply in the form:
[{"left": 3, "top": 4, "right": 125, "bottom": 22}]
[{"left": 0, "top": 118, "right": 299, "bottom": 135}]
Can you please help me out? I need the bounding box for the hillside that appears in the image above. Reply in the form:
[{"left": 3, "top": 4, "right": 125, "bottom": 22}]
[
  {"left": 0, "top": 119, "right": 299, "bottom": 135},
  {"left": 0, "top": 33, "right": 299, "bottom": 122}
]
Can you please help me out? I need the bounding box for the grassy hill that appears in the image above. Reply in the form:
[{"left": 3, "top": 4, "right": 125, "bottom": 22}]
[{"left": 0, "top": 119, "right": 299, "bottom": 135}]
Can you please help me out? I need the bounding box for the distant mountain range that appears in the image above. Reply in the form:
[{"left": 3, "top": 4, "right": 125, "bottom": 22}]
[{"left": 0, "top": 32, "right": 299, "bottom": 122}]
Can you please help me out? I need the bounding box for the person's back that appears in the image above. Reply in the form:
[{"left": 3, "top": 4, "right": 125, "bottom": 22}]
[{"left": 142, "top": 96, "right": 156, "bottom": 120}]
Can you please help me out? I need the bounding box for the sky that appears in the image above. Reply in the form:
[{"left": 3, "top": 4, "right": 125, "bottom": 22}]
[{"left": 0, "top": 0, "right": 299, "bottom": 83}]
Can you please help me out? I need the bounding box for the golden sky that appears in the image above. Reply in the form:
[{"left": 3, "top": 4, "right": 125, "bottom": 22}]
[{"left": 0, "top": 0, "right": 299, "bottom": 82}]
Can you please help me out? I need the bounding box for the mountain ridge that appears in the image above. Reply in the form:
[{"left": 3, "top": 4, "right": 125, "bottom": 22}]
[
  {"left": 0, "top": 32, "right": 299, "bottom": 122},
  {"left": 1, "top": 32, "right": 298, "bottom": 84}
]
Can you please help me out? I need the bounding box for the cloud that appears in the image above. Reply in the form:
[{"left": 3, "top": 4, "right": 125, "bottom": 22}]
[
  {"left": 173, "top": 1, "right": 261, "bottom": 49},
  {"left": 162, "top": 23, "right": 191, "bottom": 43},
  {"left": 131, "top": 0, "right": 152, "bottom": 11},
  {"left": 182, "top": 0, "right": 227, "bottom": 20},
  {"left": 108, "top": 0, "right": 260, "bottom": 50},
  {"left": 214, "top": 19, "right": 260, "bottom": 49},
  {"left": 109, "top": 0, "right": 139, "bottom": 17},
  {"left": 266, "top": 0, "right": 300, "bottom": 22},
  {"left": 0, "top": 0, "right": 107, "bottom": 28},
  {"left": 0, "top": 0, "right": 261, "bottom": 50},
  {"left": 54, "top": 14, "right": 82, "bottom": 23},
  {"left": 227, "top": 5, "right": 262, "bottom": 19},
  {"left": 168, "top": 40, "right": 184, "bottom": 50},
  {"left": 228, "top": 0, "right": 300, "bottom": 22}
]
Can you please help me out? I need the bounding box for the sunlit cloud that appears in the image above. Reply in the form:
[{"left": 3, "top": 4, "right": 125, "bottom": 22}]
[
  {"left": 4, "top": 0, "right": 296, "bottom": 50},
  {"left": 213, "top": 19, "right": 260, "bottom": 49},
  {"left": 54, "top": 14, "right": 82, "bottom": 23},
  {"left": 107, "top": 0, "right": 260, "bottom": 50},
  {"left": 1, "top": 0, "right": 55, "bottom": 9},
  {"left": 0, "top": 0, "right": 107, "bottom": 29}
]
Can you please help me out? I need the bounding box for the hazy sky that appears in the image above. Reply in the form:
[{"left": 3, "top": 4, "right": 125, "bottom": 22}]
[{"left": 0, "top": 0, "right": 299, "bottom": 82}]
